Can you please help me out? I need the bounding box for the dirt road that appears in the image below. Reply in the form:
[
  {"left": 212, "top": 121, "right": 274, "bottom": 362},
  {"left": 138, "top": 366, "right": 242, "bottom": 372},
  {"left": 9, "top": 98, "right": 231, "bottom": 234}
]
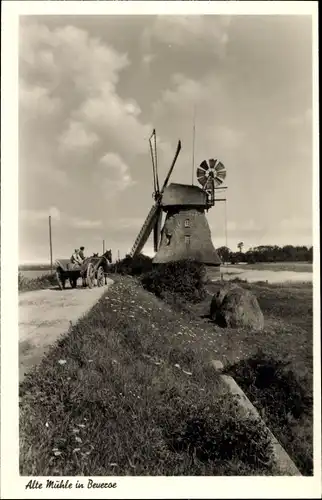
[{"left": 19, "top": 279, "right": 113, "bottom": 382}]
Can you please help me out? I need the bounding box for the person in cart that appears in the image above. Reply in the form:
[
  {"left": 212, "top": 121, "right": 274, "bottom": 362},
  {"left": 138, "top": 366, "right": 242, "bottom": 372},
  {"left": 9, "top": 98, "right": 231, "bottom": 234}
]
[
  {"left": 79, "top": 246, "right": 86, "bottom": 262},
  {"left": 70, "top": 249, "right": 83, "bottom": 267}
]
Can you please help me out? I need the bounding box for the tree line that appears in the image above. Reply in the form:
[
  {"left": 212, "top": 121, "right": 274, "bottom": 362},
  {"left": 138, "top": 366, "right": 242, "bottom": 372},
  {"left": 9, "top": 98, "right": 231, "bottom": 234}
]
[{"left": 217, "top": 244, "right": 313, "bottom": 264}]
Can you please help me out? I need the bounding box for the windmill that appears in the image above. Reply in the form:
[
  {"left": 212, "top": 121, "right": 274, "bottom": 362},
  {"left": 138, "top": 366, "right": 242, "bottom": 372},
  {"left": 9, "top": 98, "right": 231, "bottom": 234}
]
[{"left": 129, "top": 130, "right": 227, "bottom": 266}]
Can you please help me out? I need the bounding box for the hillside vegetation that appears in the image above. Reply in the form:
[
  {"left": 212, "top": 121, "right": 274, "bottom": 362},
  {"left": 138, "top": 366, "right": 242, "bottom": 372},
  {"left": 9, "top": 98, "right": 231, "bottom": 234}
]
[{"left": 20, "top": 276, "right": 278, "bottom": 476}]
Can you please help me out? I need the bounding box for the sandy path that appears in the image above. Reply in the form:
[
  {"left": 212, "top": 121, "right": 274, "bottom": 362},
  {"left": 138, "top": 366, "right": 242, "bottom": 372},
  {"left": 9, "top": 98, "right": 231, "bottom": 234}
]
[{"left": 19, "top": 279, "right": 113, "bottom": 382}]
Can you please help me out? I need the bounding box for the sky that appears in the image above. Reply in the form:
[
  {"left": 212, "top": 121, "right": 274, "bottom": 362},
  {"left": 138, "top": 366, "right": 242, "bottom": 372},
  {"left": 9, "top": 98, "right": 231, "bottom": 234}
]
[{"left": 19, "top": 14, "right": 313, "bottom": 264}]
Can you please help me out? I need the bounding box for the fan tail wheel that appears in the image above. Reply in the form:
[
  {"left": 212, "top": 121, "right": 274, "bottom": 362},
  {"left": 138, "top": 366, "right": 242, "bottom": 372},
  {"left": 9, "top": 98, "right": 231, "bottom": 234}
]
[
  {"left": 97, "top": 266, "right": 105, "bottom": 287},
  {"left": 86, "top": 263, "right": 96, "bottom": 288}
]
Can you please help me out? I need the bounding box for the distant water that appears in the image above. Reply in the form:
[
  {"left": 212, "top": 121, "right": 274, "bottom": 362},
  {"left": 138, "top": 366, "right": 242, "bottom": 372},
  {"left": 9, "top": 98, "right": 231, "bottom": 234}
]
[{"left": 218, "top": 267, "right": 313, "bottom": 284}]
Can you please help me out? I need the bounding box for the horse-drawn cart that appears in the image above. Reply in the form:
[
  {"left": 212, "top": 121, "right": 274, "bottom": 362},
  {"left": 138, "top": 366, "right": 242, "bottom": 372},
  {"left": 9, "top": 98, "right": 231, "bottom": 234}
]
[{"left": 55, "top": 250, "right": 112, "bottom": 290}]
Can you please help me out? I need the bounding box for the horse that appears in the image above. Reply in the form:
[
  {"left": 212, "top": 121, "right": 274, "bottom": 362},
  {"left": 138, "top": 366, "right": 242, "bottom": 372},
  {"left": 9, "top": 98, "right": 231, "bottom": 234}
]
[
  {"left": 101, "top": 249, "right": 112, "bottom": 284},
  {"left": 102, "top": 249, "right": 112, "bottom": 264}
]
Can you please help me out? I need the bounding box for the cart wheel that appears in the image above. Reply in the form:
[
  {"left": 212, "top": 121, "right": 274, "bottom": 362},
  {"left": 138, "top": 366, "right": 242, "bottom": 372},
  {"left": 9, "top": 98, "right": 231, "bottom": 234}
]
[
  {"left": 86, "top": 263, "right": 96, "bottom": 288},
  {"left": 56, "top": 269, "right": 65, "bottom": 290},
  {"left": 97, "top": 266, "right": 105, "bottom": 287}
]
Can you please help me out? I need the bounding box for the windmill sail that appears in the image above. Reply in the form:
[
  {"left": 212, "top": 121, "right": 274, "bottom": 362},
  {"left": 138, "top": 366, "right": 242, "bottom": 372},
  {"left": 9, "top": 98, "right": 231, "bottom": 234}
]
[
  {"left": 130, "top": 138, "right": 182, "bottom": 258},
  {"left": 129, "top": 204, "right": 161, "bottom": 257},
  {"left": 153, "top": 208, "right": 162, "bottom": 252}
]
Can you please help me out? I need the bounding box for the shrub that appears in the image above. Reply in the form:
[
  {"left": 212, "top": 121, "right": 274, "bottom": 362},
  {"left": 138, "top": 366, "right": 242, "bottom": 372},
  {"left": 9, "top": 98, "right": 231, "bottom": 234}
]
[
  {"left": 109, "top": 254, "right": 153, "bottom": 276},
  {"left": 226, "top": 352, "right": 312, "bottom": 421},
  {"left": 141, "top": 259, "right": 207, "bottom": 303},
  {"left": 225, "top": 351, "right": 313, "bottom": 474},
  {"left": 159, "top": 394, "right": 275, "bottom": 470},
  {"left": 18, "top": 272, "right": 57, "bottom": 292}
]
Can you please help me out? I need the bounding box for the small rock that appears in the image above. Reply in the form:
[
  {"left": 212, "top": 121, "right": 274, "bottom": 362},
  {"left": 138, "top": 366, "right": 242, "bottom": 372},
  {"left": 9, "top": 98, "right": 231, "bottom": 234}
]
[
  {"left": 58, "top": 359, "right": 67, "bottom": 365},
  {"left": 211, "top": 360, "right": 224, "bottom": 371}
]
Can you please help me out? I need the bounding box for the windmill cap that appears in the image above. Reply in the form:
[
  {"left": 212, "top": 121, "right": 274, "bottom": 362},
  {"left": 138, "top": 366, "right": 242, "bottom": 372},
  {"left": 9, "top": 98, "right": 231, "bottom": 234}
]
[{"left": 162, "top": 183, "right": 208, "bottom": 207}]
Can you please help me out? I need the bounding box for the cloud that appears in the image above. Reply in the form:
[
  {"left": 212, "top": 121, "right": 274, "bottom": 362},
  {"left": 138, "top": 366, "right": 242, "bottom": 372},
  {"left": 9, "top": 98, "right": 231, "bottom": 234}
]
[
  {"left": 151, "top": 72, "right": 244, "bottom": 174},
  {"left": 109, "top": 217, "right": 143, "bottom": 231},
  {"left": 69, "top": 217, "right": 102, "bottom": 229},
  {"left": 58, "top": 121, "right": 99, "bottom": 151},
  {"left": 76, "top": 87, "right": 151, "bottom": 156},
  {"left": 142, "top": 53, "right": 156, "bottom": 67},
  {"left": 142, "top": 16, "right": 231, "bottom": 57},
  {"left": 99, "top": 152, "right": 134, "bottom": 191},
  {"left": 19, "top": 19, "right": 155, "bottom": 216},
  {"left": 19, "top": 207, "right": 102, "bottom": 231},
  {"left": 19, "top": 82, "right": 61, "bottom": 117},
  {"left": 20, "top": 206, "right": 61, "bottom": 224}
]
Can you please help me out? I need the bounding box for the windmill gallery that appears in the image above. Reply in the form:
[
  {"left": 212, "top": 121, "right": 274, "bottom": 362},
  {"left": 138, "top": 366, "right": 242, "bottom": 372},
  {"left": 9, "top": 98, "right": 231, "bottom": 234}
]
[{"left": 129, "top": 129, "right": 227, "bottom": 265}]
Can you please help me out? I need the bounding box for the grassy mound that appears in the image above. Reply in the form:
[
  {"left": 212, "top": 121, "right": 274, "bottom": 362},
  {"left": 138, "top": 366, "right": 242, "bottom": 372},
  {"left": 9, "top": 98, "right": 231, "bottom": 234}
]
[
  {"left": 20, "top": 278, "right": 276, "bottom": 476},
  {"left": 109, "top": 254, "right": 153, "bottom": 276},
  {"left": 225, "top": 352, "right": 313, "bottom": 475},
  {"left": 141, "top": 259, "right": 207, "bottom": 303},
  {"left": 18, "top": 271, "right": 57, "bottom": 292}
]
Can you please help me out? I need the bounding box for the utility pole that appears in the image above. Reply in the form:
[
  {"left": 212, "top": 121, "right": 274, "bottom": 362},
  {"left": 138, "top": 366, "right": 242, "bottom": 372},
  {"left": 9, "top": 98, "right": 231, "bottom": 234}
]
[
  {"left": 103, "top": 240, "right": 105, "bottom": 254},
  {"left": 191, "top": 105, "right": 196, "bottom": 185},
  {"left": 48, "top": 215, "right": 53, "bottom": 272}
]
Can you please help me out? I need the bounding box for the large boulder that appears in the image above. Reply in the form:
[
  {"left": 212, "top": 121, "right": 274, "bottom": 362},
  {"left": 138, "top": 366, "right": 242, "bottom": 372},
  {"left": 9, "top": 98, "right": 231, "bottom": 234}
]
[{"left": 210, "top": 284, "right": 264, "bottom": 330}]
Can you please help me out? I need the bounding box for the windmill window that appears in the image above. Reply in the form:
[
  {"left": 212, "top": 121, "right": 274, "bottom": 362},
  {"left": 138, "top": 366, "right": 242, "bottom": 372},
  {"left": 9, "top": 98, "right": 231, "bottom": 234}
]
[
  {"left": 185, "top": 235, "right": 190, "bottom": 246},
  {"left": 184, "top": 219, "right": 190, "bottom": 228}
]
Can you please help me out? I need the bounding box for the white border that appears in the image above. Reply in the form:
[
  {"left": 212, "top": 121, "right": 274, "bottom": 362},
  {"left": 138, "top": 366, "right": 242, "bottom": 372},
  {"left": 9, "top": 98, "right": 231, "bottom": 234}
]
[{"left": 1, "top": 1, "right": 320, "bottom": 499}]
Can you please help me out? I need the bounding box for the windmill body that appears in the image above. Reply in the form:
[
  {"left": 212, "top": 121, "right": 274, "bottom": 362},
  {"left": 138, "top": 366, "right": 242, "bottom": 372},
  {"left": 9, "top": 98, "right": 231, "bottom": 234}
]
[
  {"left": 153, "top": 183, "right": 221, "bottom": 265},
  {"left": 129, "top": 130, "right": 226, "bottom": 267}
]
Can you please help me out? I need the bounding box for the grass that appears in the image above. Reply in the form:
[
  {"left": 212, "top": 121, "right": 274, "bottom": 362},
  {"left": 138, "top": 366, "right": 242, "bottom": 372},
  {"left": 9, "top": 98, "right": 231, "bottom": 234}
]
[
  {"left": 18, "top": 271, "right": 57, "bottom": 292},
  {"left": 20, "top": 276, "right": 278, "bottom": 476}
]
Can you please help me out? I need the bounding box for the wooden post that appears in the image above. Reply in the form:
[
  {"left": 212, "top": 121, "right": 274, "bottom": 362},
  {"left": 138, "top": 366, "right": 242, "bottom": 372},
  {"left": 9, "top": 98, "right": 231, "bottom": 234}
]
[
  {"left": 117, "top": 249, "right": 120, "bottom": 262},
  {"left": 49, "top": 215, "right": 53, "bottom": 273},
  {"left": 103, "top": 240, "right": 105, "bottom": 254}
]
